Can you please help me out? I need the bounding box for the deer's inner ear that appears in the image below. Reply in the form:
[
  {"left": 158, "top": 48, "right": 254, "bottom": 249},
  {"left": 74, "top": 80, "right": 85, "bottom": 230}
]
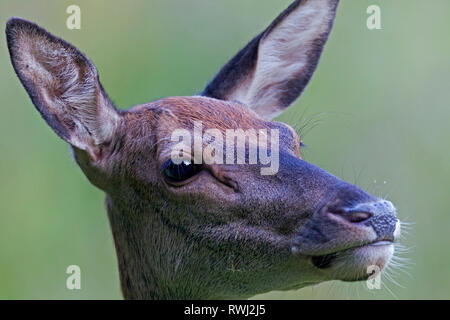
[
  {"left": 6, "top": 18, "right": 120, "bottom": 159},
  {"left": 202, "top": 0, "right": 339, "bottom": 120}
]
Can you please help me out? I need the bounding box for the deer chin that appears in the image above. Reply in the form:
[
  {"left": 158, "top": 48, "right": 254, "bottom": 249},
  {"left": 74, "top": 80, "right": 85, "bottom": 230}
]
[{"left": 310, "top": 240, "right": 395, "bottom": 281}]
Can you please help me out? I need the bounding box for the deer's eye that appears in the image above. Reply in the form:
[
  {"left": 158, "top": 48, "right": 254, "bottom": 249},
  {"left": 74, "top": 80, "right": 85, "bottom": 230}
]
[
  {"left": 300, "top": 140, "right": 306, "bottom": 148},
  {"left": 162, "top": 159, "right": 202, "bottom": 184}
]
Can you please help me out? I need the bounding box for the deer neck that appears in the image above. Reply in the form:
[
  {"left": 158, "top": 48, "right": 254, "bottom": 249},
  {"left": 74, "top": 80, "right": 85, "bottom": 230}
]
[{"left": 104, "top": 192, "right": 219, "bottom": 300}]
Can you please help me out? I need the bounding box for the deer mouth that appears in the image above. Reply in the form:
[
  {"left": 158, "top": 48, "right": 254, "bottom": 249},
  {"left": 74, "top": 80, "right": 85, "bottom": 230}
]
[
  {"left": 311, "top": 252, "right": 338, "bottom": 269},
  {"left": 310, "top": 239, "right": 395, "bottom": 281}
]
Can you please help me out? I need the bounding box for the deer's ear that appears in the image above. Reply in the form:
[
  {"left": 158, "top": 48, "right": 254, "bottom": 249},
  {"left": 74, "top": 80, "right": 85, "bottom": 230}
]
[
  {"left": 6, "top": 18, "right": 120, "bottom": 160},
  {"left": 202, "top": 0, "right": 339, "bottom": 119}
]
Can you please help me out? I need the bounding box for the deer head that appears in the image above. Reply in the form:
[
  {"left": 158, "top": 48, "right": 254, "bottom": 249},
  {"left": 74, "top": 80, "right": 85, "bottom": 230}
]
[{"left": 6, "top": 0, "right": 400, "bottom": 299}]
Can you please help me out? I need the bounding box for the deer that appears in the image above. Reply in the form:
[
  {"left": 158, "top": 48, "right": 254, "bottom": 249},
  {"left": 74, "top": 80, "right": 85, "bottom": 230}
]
[{"left": 6, "top": 0, "right": 401, "bottom": 300}]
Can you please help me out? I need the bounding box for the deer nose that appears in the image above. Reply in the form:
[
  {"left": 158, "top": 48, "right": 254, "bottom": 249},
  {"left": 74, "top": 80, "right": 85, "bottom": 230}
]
[{"left": 328, "top": 200, "right": 398, "bottom": 241}]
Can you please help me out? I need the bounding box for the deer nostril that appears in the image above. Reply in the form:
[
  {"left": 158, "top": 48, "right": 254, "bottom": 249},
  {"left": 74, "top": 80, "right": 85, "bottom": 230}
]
[
  {"left": 346, "top": 211, "right": 372, "bottom": 223},
  {"left": 329, "top": 210, "right": 372, "bottom": 224}
]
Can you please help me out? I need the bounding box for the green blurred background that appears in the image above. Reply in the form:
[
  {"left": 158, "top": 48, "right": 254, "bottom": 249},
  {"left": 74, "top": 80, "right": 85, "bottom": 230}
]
[{"left": 0, "top": 0, "right": 448, "bottom": 299}]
